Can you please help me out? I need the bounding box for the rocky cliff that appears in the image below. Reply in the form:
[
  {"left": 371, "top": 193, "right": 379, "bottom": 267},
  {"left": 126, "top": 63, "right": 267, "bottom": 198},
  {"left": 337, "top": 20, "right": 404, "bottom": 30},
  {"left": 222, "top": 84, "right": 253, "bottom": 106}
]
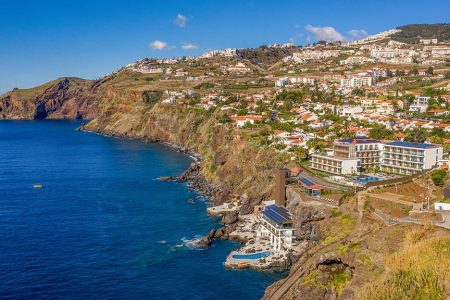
[
  {"left": 0, "top": 77, "right": 98, "bottom": 119},
  {"left": 0, "top": 71, "right": 289, "bottom": 206},
  {"left": 82, "top": 87, "right": 289, "bottom": 204}
]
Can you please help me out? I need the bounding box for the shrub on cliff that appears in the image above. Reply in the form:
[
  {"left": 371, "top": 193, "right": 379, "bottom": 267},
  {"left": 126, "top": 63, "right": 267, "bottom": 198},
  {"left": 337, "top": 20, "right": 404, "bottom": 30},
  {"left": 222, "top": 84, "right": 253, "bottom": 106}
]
[
  {"left": 431, "top": 169, "right": 448, "bottom": 186},
  {"left": 142, "top": 91, "right": 163, "bottom": 107}
]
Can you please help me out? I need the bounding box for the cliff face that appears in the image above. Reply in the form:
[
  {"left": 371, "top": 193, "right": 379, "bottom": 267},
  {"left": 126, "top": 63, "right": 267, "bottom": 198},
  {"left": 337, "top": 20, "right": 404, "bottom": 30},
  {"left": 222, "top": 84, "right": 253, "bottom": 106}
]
[
  {"left": 83, "top": 85, "right": 289, "bottom": 203},
  {"left": 0, "top": 77, "right": 98, "bottom": 120},
  {"left": 0, "top": 71, "right": 288, "bottom": 203}
]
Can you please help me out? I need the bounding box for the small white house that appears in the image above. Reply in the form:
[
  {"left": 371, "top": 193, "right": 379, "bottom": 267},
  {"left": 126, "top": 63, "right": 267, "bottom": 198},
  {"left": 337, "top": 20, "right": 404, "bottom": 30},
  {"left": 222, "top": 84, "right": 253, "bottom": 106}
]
[{"left": 434, "top": 202, "right": 450, "bottom": 211}]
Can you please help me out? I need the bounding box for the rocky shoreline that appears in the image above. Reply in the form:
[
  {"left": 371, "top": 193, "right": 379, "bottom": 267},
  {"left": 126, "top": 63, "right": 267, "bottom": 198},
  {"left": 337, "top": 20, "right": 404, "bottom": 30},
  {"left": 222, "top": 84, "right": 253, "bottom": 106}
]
[{"left": 79, "top": 124, "right": 255, "bottom": 247}]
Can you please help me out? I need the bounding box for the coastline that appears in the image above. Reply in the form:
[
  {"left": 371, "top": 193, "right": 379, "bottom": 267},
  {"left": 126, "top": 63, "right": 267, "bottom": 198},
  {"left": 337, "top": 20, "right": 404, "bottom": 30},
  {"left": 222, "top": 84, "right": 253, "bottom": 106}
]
[
  {"left": 78, "top": 122, "right": 296, "bottom": 273},
  {"left": 78, "top": 124, "right": 203, "bottom": 163}
]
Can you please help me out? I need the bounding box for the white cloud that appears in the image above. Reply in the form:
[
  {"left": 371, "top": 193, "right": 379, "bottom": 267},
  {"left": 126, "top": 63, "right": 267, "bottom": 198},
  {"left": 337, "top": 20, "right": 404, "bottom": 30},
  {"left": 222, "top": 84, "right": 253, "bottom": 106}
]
[
  {"left": 175, "top": 14, "right": 187, "bottom": 28},
  {"left": 149, "top": 40, "right": 174, "bottom": 50},
  {"left": 181, "top": 43, "right": 198, "bottom": 50},
  {"left": 348, "top": 29, "right": 369, "bottom": 40},
  {"left": 304, "top": 25, "right": 344, "bottom": 42}
]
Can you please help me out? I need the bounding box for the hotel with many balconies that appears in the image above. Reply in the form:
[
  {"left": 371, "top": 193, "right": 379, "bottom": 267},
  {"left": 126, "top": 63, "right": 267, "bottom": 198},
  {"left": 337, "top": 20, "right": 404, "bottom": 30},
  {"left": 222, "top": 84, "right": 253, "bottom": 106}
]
[
  {"left": 310, "top": 154, "right": 360, "bottom": 175},
  {"left": 310, "top": 138, "right": 442, "bottom": 176},
  {"left": 311, "top": 137, "right": 383, "bottom": 175},
  {"left": 333, "top": 138, "right": 384, "bottom": 171},
  {"left": 381, "top": 141, "right": 443, "bottom": 175}
]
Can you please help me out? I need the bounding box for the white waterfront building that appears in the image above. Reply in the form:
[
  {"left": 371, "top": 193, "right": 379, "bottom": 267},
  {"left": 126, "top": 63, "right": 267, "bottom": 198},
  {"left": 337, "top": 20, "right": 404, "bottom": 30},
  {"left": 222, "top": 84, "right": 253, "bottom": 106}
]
[{"left": 257, "top": 204, "right": 295, "bottom": 251}]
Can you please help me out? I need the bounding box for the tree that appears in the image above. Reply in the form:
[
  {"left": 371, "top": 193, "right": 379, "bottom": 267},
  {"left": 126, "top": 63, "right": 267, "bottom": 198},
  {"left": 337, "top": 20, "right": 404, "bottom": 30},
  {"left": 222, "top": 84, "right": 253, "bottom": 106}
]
[
  {"left": 431, "top": 169, "right": 448, "bottom": 186},
  {"left": 369, "top": 124, "right": 395, "bottom": 140},
  {"left": 236, "top": 108, "right": 248, "bottom": 116},
  {"left": 288, "top": 145, "right": 308, "bottom": 160},
  {"left": 404, "top": 128, "right": 428, "bottom": 143},
  {"left": 431, "top": 127, "right": 446, "bottom": 138},
  {"left": 306, "top": 138, "right": 326, "bottom": 152},
  {"left": 351, "top": 88, "right": 365, "bottom": 96},
  {"left": 142, "top": 90, "right": 163, "bottom": 107}
]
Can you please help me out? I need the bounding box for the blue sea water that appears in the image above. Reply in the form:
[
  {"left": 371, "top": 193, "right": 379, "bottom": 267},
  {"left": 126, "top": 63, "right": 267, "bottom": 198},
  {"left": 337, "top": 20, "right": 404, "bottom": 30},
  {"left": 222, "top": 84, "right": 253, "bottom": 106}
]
[{"left": 0, "top": 120, "right": 284, "bottom": 299}]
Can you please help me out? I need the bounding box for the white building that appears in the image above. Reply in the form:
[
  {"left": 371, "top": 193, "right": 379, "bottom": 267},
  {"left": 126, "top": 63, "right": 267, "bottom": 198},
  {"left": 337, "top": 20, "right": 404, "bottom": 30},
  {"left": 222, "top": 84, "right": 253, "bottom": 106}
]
[
  {"left": 232, "top": 115, "right": 263, "bottom": 127},
  {"left": 434, "top": 202, "right": 450, "bottom": 211},
  {"left": 420, "top": 39, "right": 438, "bottom": 45},
  {"left": 381, "top": 141, "right": 443, "bottom": 175},
  {"left": 409, "top": 96, "right": 430, "bottom": 113},
  {"left": 370, "top": 49, "right": 396, "bottom": 59},
  {"left": 310, "top": 153, "right": 360, "bottom": 175},
  {"left": 336, "top": 106, "right": 364, "bottom": 117},
  {"left": 340, "top": 76, "right": 372, "bottom": 88},
  {"left": 257, "top": 204, "right": 295, "bottom": 251}
]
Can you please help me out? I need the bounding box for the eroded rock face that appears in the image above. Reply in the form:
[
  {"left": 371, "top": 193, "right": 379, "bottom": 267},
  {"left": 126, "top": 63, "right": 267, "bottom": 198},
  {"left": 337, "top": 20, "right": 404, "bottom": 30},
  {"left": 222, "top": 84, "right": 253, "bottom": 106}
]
[
  {"left": 221, "top": 211, "right": 239, "bottom": 225},
  {"left": 292, "top": 204, "right": 330, "bottom": 242},
  {"left": 0, "top": 77, "right": 99, "bottom": 120}
]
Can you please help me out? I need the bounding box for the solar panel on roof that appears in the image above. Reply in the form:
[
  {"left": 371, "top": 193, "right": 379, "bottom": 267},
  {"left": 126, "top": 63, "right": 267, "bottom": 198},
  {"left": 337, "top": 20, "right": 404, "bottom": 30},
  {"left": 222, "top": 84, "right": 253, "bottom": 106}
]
[
  {"left": 387, "top": 141, "right": 437, "bottom": 149},
  {"left": 263, "top": 209, "right": 285, "bottom": 224},
  {"left": 299, "top": 177, "right": 314, "bottom": 187},
  {"left": 263, "top": 205, "right": 292, "bottom": 224},
  {"left": 268, "top": 205, "right": 291, "bottom": 219}
]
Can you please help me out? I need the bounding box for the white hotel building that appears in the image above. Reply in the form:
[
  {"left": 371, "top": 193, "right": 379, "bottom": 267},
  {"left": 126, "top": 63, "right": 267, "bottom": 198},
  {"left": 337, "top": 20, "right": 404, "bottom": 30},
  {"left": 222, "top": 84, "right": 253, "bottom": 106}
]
[
  {"left": 311, "top": 138, "right": 443, "bottom": 176},
  {"left": 310, "top": 154, "right": 360, "bottom": 175},
  {"left": 381, "top": 141, "right": 443, "bottom": 175}
]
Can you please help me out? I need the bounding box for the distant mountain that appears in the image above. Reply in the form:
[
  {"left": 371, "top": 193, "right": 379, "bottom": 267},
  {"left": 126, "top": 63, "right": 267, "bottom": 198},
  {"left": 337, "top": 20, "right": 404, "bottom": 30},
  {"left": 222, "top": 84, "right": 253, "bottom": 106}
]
[
  {"left": 391, "top": 23, "right": 450, "bottom": 43},
  {"left": 0, "top": 77, "right": 97, "bottom": 120}
]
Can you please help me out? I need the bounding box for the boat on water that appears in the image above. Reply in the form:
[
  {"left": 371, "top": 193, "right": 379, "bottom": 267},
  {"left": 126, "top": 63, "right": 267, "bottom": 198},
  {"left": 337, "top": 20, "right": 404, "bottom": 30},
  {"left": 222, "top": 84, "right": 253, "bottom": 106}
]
[{"left": 33, "top": 184, "right": 43, "bottom": 189}]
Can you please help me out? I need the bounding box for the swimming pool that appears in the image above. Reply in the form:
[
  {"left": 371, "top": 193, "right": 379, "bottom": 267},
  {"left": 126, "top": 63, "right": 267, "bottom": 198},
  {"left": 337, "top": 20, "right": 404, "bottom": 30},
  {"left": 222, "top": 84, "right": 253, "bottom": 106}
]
[
  {"left": 232, "top": 251, "right": 272, "bottom": 260},
  {"left": 356, "top": 176, "right": 380, "bottom": 183}
]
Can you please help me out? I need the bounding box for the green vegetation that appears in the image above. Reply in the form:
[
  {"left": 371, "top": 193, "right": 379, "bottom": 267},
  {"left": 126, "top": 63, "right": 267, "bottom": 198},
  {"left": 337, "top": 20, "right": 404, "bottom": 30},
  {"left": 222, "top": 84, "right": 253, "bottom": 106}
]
[
  {"left": 391, "top": 24, "right": 450, "bottom": 43},
  {"left": 237, "top": 45, "right": 297, "bottom": 66},
  {"left": 359, "top": 237, "right": 450, "bottom": 300},
  {"left": 321, "top": 214, "right": 357, "bottom": 246},
  {"left": 142, "top": 90, "right": 163, "bottom": 107},
  {"left": 369, "top": 124, "right": 395, "bottom": 140},
  {"left": 332, "top": 271, "right": 352, "bottom": 295},
  {"left": 351, "top": 88, "right": 365, "bottom": 96},
  {"left": 404, "top": 128, "right": 428, "bottom": 143},
  {"left": 194, "top": 82, "right": 215, "bottom": 89},
  {"left": 431, "top": 169, "right": 448, "bottom": 186},
  {"left": 275, "top": 90, "right": 304, "bottom": 104}
]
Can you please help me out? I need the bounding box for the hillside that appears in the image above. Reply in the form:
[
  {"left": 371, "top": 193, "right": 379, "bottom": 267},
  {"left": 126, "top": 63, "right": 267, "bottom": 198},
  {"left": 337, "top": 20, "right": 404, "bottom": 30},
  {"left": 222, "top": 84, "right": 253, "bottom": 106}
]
[
  {"left": 0, "top": 77, "right": 98, "bottom": 119},
  {"left": 391, "top": 23, "right": 450, "bottom": 43},
  {"left": 1, "top": 23, "right": 450, "bottom": 299},
  {"left": 237, "top": 46, "right": 300, "bottom": 68}
]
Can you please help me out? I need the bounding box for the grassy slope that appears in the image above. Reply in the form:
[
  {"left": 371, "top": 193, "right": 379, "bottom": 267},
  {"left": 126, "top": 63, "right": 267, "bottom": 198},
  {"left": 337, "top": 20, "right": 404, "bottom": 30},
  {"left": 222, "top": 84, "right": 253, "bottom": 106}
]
[
  {"left": 359, "top": 234, "right": 450, "bottom": 299},
  {"left": 391, "top": 24, "right": 450, "bottom": 43}
]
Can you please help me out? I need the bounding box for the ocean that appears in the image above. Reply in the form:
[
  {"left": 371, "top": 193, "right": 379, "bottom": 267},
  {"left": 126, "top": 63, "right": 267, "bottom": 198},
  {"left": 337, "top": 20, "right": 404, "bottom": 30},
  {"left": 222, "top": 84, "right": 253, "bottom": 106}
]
[{"left": 0, "top": 120, "right": 283, "bottom": 299}]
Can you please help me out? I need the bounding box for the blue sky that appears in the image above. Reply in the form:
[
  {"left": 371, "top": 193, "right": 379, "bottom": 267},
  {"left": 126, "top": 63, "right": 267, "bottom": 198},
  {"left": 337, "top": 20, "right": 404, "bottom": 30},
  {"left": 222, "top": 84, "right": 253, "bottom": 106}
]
[{"left": 0, "top": 0, "right": 449, "bottom": 93}]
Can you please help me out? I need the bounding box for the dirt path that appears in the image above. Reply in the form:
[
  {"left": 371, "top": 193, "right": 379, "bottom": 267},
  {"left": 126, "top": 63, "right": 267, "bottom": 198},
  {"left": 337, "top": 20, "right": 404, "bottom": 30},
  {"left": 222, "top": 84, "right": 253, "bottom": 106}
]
[{"left": 358, "top": 191, "right": 367, "bottom": 225}]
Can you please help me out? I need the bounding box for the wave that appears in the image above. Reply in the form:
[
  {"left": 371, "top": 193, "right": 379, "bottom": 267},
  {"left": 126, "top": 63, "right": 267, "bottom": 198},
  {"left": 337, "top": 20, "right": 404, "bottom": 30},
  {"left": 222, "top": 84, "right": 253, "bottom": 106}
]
[{"left": 170, "top": 236, "right": 211, "bottom": 251}]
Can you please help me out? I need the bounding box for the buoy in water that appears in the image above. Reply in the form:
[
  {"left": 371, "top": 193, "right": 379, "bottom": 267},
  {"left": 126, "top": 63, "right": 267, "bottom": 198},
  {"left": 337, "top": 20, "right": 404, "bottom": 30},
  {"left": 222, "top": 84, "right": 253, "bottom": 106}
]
[{"left": 33, "top": 184, "right": 43, "bottom": 189}]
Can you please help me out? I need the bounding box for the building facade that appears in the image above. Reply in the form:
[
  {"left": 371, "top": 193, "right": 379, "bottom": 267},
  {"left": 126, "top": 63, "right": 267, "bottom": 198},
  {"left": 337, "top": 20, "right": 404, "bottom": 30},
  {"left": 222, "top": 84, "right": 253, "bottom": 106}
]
[
  {"left": 257, "top": 204, "right": 295, "bottom": 251},
  {"left": 381, "top": 141, "right": 443, "bottom": 175},
  {"left": 333, "top": 138, "right": 384, "bottom": 172},
  {"left": 310, "top": 153, "right": 360, "bottom": 175}
]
